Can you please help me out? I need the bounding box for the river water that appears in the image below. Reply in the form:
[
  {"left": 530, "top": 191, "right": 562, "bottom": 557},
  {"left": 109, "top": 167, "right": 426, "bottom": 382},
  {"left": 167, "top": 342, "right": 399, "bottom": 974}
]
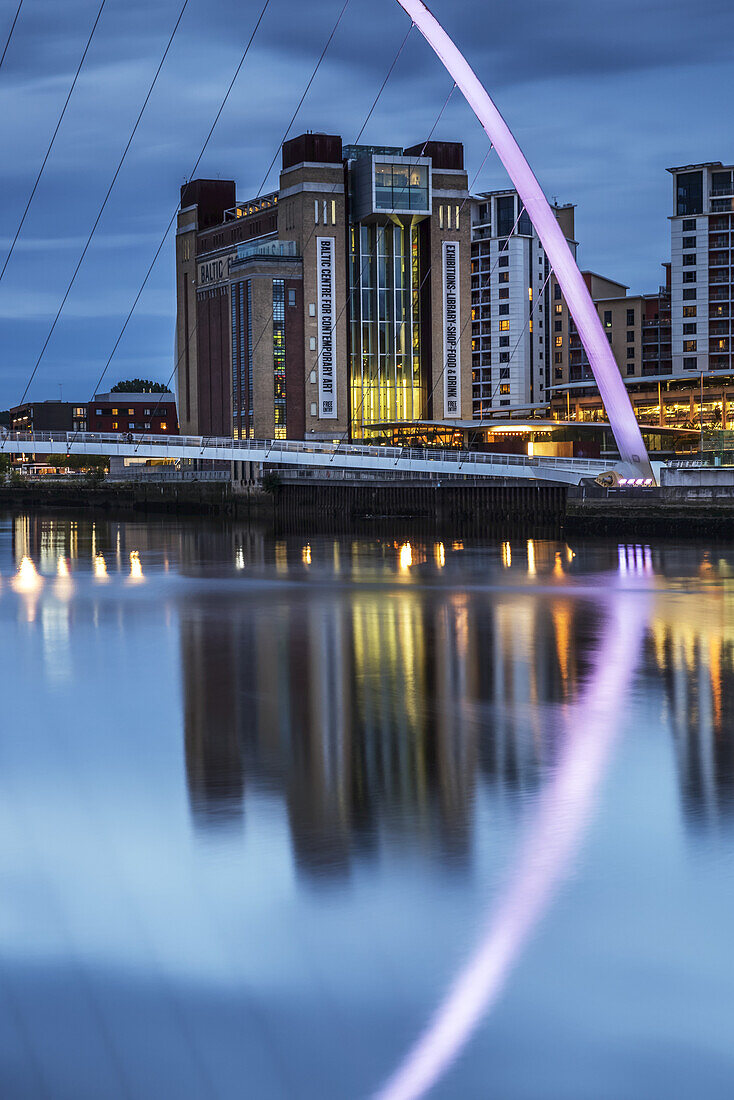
[{"left": 1, "top": 511, "right": 733, "bottom": 1099}]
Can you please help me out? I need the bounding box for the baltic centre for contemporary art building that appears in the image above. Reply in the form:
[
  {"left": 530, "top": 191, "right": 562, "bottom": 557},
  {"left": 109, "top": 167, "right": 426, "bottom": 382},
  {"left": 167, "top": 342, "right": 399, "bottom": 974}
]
[{"left": 175, "top": 132, "right": 472, "bottom": 442}]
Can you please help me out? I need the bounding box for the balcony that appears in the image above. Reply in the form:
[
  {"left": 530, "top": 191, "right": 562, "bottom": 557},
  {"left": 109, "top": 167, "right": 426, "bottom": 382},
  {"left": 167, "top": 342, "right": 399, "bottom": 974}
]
[{"left": 709, "top": 250, "right": 730, "bottom": 266}]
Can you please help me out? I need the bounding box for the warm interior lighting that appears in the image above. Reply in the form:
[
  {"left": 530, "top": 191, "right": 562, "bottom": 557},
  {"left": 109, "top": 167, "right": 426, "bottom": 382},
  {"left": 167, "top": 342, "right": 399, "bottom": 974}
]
[
  {"left": 399, "top": 542, "right": 413, "bottom": 571},
  {"left": 94, "top": 554, "right": 108, "bottom": 580},
  {"left": 435, "top": 542, "right": 446, "bottom": 569},
  {"left": 302, "top": 545, "right": 312, "bottom": 565},
  {"left": 501, "top": 542, "right": 511, "bottom": 568}
]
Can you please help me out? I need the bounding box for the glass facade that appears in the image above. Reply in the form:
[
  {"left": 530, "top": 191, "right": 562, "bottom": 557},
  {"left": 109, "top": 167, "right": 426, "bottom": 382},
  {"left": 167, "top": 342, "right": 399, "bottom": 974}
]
[
  {"left": 374, "top": 163, "right": 429, "bottom": 212},
  {"left": 231, "top": 280, "right": 254, "bottom": 440},
  {"left": 676, "top": 172, "right": 703, "bottom": 217},
  {"left": 273, "top": 279, "right": 286, "bottom": 439},
  {"left": 349, "top": 222, "right": 424, "bottom": 436}
]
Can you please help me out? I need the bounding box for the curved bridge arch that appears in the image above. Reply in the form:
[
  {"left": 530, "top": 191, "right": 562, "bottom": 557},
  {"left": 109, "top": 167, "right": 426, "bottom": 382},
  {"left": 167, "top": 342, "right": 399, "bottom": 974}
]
[{"left": 395, "top": 0, "right": 653, "bottom": 480}]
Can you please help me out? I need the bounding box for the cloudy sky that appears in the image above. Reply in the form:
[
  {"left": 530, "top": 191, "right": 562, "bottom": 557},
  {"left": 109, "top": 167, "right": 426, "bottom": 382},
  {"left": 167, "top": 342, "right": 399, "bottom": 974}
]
[{"left": 0, "top": 0, "right": 730, "bottom": 407}]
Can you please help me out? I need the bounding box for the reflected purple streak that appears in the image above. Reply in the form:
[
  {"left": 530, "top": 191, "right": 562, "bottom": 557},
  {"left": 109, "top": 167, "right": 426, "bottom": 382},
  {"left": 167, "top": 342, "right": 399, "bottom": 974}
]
[
  {"left": 394, "top": 0, "right": 652, "bottom": 480},
  {"left": 373, "top": 586, "right": 649, "bottom": 1100}
]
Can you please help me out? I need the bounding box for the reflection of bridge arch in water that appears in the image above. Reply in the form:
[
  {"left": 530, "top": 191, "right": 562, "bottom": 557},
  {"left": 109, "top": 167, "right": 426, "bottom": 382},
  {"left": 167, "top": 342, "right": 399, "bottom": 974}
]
[
  {"left": 374, "top": 583, "right": 649, "bottom": 1100},
  {"left": 394, "top": 0, "right": 652, "bottom": 481}
]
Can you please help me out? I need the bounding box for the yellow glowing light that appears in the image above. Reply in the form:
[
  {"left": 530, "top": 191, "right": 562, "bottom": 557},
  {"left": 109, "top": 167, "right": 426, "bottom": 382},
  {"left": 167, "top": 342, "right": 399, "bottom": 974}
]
[
  {"left": 435, "top": 542, "right": 446, "bottom": 568},
  {"left": 554, "top": 551, "right": 564, "bottom": 577},
  {"left": 399, "top": 542, "right": 413, "bottom": 571},
  {"left": 452, "top": 541, "right": 464, "bottom": 552},
  {"left": 57, "top": 557, "right": 70, "bottom": 578},
  {"left": 12, "top": 556, "right": 42, "bottom": 594},
  {"left": 94, "top": 554, "right": 108, "bottom": 580},
  {"left": 527, "top": 539, "right": 536, "bottom": 576},
  {"left": 129, "top": 551, "right": 144, "bottom": 581},
  {"left": 502, "top": 541, "right": 512, "bottom": 568},
  {"left": 302, "top": 544, "right": 312, "bottom": 565}
]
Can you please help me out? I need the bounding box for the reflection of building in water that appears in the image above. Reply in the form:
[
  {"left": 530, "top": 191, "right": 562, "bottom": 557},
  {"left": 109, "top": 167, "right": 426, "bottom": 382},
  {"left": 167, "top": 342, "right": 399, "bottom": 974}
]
[
  {"left": 179, "top": 542, "right": 593, "bottom": 879},
  {"left": 652, "top": 600, "right": 734, "bottom": 829}
]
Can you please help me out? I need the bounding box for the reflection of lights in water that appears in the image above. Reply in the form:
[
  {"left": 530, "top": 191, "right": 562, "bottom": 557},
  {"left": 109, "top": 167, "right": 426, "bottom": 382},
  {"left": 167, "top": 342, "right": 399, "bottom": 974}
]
[
  {"left": 527, "top": 540, "right": 536, "bottom": 576},
  {"left": 618, "top": 544, "right": 655, "bottom": 577},
  {"left": 129, "top": 551, "right": 143, "bottom": 581},
  {"left": 553, "top": 552, "right": 564, "bottom": 577},
  {"left": 435, "top": 543, "right": 445, "bottom": 569},
  {"left": 375, "top": 591, "right": 649, "bottom": 1100},
  {"left": 235, "top": 547, "right": 245, "bottom": 571},
  {"left": 452, "top": 541, "right": 464, "bottom": 552},
  {"left": 566, "top": 546, "right": 575, "bottom": 563},
  {"left": 12, "top": 557, "right": 42, "bottom": 593},
  {"left": 94, "top": 554, "right": 108, "bottom": 580},
  {"left": 302, "top": 544, "right": 312, "bottom": 566},
  {"left": 55, "top": 556, "right": 73, "bottom": 598},
  {"left": 399, "top": 542, "right": 413, "bottom": 572},
  {"left": 501, "top": 542, "right": 511, "bottom": 569}
]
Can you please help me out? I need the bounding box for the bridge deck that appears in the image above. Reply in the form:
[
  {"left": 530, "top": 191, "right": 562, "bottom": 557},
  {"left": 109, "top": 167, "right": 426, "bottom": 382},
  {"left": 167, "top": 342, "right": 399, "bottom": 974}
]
[{"left": 0, "top": 430, "right": 618, "bottom": 485}]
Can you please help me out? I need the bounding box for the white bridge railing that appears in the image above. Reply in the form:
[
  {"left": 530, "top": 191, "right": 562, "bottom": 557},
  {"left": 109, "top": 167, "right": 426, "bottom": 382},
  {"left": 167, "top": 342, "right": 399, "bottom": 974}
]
[{"left": 0, "top": 429, "right": 615, "bottom": 484}]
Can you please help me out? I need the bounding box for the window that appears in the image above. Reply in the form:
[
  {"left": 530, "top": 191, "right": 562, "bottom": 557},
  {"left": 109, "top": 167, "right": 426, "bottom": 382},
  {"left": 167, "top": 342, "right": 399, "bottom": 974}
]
[
  {"left": 554, "top": 352, "right": 563, "bottom": 364},
  {"left": 683, "top": 323, "right": 697, "bottom": 334},
  {"left": 439, "top": 205, "right": 444, "bottom": 230},
  {"left": 128, "top": 421, "right": 134, "bottom": 428},
  {"left": 374, "top": 162, "right": 429, "bottom": 211},
  {"left": 555, "top": 303, "right": 562, "bottom": 314},
  {"left": 447, "top": 205, "right": 452, "bottom": 230},
  {"left": 112, "top": 421, "right": 118, "bottom": 429},
  {"left": 495, "top": 195, "right": 515, "bottom": 238},
  {"left": 499, "top": 319, "right": 509, "bottom": 331},
  {"left": 499, "top": 289, "right": 509, "bottom": 299},
  {"left": 682, "top": 289, "right": 696, "bottom": 300},
  {"left": 498, "top": 255, "right": 509, "bottom": 267},
  {"left": 500, "top": 368, "right": 510, "bottom": 379},
  {"left": 683, "top": 272, "right": 697, "bottom": 283},
  {"left": 95, "top": 408, "right": 102, "bottom": 415},
  {"left": 331, "top": 200, "right": 336, "bottom": 225},
  {"left": 555, "top": 335, "right": 563, "bottom": 347},
  {"left": 499, "top": 384, "right": 510, "bottom": 395},
  {"left": 676, "top": 171, "right": 703, "bottom": 217},
  {"left": 682, "top": 236, "right": 696, "bottom": 249},
  {"left": 144, "top": 422, "right": 151, "bottom": 429},
  {"left": 499, "top": 303, "right": 509, "bottom": 315},
  {"left": 314, "top": 200, "right": 319, "bottom": 224},
  {"left": 499, "top": 352, "right": 510, "bottom": 362},
  {"left": 160, "top": 421, "right": 167, "bottom": 431},
  {"left": 144, "top": 408, "right": 151, "bottom": 415},
  {"left": 499, "top": 336, "right": 509, "bottom": 346},
  {"left": 288, "top": 289, "right": 296, "bottom": 307},
  {"left": 554, "top": 320, "right": 562, "bottom": 332},
  {"left": 455, "top": 206, "right": 460, "bottom": 230},
  {"left": 683, "top": 254, "right": 696, "bottom": 266},
  {"left": 684, "top": 340, "right": 697, "bottom": 352},
  {"left": 112, "top": 408, "right": 118, "bottom": 415},
  {"left": 603, "top": 311, "right": 612, "bottom": 328},
  {"left": 683, "top": 306, "right": 697, "bottom": 317},
  {"left": 682, "top": 218, "right": 696, "bottom": 231},
  {"left": 627, "top": 330, "right": 635, "bottom": 342},
  {"left": 499, "top": 271, "right": 509, "bottom": 283},
  {"left": 554, "top": 283, "right": 561, "bottom": 300},
  {"left": 683, "top": 356, "right": 697, "bottom": 369},
  {"left": 626, "top": 347, "right": 635, "bottom": 358}
]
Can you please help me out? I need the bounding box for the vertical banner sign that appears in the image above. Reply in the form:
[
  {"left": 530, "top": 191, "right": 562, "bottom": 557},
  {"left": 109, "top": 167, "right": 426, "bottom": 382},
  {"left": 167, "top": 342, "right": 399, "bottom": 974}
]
[
  {"left": 442, "top": 240, "right": 461, "bottom": 418},
  {"left": 317, "top": 236, "right": 337, "bottom": 419}
]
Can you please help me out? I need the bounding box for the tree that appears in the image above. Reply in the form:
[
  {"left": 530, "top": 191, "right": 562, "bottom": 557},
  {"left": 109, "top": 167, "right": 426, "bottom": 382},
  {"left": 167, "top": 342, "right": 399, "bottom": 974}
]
[{"left": 110, "top": 380, "right": 171, "bottom": 394}]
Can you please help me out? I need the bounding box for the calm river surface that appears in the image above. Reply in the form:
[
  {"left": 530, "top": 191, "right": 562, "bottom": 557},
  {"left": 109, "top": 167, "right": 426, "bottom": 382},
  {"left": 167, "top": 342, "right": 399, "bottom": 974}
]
[{"left": 1, "top": 511, "right": 733, "bottom": 1099}]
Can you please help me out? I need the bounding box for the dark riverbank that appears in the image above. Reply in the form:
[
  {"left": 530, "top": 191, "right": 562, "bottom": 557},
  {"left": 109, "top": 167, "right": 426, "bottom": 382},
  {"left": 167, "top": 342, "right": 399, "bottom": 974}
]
[{"left": 5, "top": 477, "right": 734, "bottom": 537}]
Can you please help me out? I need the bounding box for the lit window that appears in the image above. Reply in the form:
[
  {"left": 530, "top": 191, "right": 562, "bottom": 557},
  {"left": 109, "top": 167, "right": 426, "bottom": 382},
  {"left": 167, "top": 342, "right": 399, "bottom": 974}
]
[
  {"left": 128, "top": 408, "right": 134, "bottom": 415},
  {"left": 682, "top": 306, "right": 697, "bottom": 318},
  {"left": 112, "top": 421, "right": 118, "bottom": 429},
  {"left": 455, "top": 206, "right": 460, "bottom": 229},
  {"left": 684, "top": 340, "right": 697, "bottom": 352},
  {"left": 439, "top": 206, "right": 444, "bottom": 230},
  {"left": 331, "top": 200, "right": 336, "bottom": 225},
  {"left": 112, "top": 408, "right": 118, "bottom": 415},
  {"left": 555, "top": 336, "right": 563, "bottom": 347},
  {"left": 499, "top": 384, "right": 510, "bottom": 395},
  {"left": 160, "top": 421, "right": 167, "bottom": 431},
  {"left": 499, "top": 319, "right": 509, "bottom": 331},
  {"left": 447, "top": 205, "right": 452, "bottom": 230},
  {"left": 528, "top": 287, "right": 533, "bottom": 301}
]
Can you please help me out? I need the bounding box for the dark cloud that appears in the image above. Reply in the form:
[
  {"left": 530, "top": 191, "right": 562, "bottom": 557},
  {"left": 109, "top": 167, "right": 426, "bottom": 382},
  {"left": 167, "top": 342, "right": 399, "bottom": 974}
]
[{"left": 0, "top": 0, "right": 731, "bottom": 404}]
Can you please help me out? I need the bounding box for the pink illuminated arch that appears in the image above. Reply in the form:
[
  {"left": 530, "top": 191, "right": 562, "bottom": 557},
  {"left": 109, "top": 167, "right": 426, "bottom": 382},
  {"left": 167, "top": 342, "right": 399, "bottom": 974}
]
[{"left": 395, "top": 0, "right": 652, "bottom": 479}]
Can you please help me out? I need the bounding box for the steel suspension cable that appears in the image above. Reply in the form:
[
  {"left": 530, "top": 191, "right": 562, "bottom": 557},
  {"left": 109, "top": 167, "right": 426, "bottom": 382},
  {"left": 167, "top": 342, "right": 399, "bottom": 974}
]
[
  {"left": 15, "top": 0, "right": 191, "bottom": 408},
  {"left": 134, "top": 21, "right": 415, "bottom": 453},
  {"left": 0, "top": 0, "right": 108, "bottom": 285},
  {"left": 61, "top": 0, "right": 273, "bottom": 452},
  {"left": 0, "top": 0, "right": 23, "bottom": 74}
]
